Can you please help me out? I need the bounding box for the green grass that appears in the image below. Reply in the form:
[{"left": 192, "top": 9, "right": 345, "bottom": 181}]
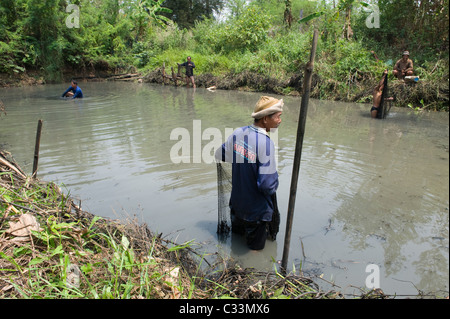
[{"left": 2, "top": 150, "right": 446, "bottom": 299}]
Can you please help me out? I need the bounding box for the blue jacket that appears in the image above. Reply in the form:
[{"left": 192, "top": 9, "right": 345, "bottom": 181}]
[
  {"left": 180, "top": 61, "right": 195, "bottom": 76},
  {"left": 62, "top": 86, "right": 83, "bottom": 98},
  {"left": 216, "top": 125, "right": 279, "bottom": 222}
]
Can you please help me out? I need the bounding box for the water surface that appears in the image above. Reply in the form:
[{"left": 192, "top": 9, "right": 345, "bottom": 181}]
[{"left": 1, "top": 81, "right": 448, "bottom": 297}]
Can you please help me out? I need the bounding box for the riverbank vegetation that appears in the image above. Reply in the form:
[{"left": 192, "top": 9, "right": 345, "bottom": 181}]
[
  {"left": 0, "top": 0, "right": 448, "bottom": 110},
  {"left": 2, "top": 149, "right": 399, "bottom": 299}
]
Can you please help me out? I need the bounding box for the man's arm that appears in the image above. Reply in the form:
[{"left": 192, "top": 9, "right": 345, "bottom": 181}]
[
  {"left": 256, "top": 137, "right": 278, "bottom": 196},
  {"left": 406, "top": 59, "right": 413, "bottom": 72},
  {"left": 72, "top": 92, "right": 80, "bottom": 99},
  {"left": 61, "top": 87, "right": 71, "bottom": 97},
  {"left": 72, "top": 88, "right": 82, "bottom": 99},
  {"left": 377, "top": 70, "right": 388, "bottom": 89}
]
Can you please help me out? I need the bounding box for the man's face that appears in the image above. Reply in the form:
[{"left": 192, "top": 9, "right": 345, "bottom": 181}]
[
  {"left": 265, "top": 112, "right": 282, "bottom": 131},
  {"left": 402, "top": 55, "right": 409, "bottom": 62},
  {"left": 71, "top": 82, "right": 77, "bottom": 88}
]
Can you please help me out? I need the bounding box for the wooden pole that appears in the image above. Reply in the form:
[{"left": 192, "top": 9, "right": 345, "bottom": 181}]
[
  {"left": 281, "top": 29, "right": 319, "bottom": 274},
  {"left": 162, "top": 62, "right": 166, "bottom": 84},
  {"left": 32, "top": 119, "right": 43, "bottom": 178},
  {"left": 171, "top": 66, "right": 177, "bottom": 86}
]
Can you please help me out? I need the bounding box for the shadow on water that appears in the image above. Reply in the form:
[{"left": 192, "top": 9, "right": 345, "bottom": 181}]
[{"left": 0, "top": 82, "right": 448, "bottom": 297}]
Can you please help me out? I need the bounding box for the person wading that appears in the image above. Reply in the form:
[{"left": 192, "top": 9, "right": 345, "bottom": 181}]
[
  {"left": 178, "top": 56, "right": 196, "bottom": 88},
  {"left": 215, "top": 96, "right": 283, "bottom": 250},
  {"left": 62, "top": 80, "right": 83, "bottom": 99}
]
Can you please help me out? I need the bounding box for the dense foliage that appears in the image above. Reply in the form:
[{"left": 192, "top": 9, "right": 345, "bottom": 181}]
[{"left": 0, "top": 0, "right": 448, "bottom": 108}]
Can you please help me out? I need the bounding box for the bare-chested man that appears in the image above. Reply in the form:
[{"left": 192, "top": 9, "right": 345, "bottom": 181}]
[
  {"left": 393, "top": 51, "right": 414, "bottom": 79},
  {"left": 371, "top": 69, "right": 393, "bottom": 119}
]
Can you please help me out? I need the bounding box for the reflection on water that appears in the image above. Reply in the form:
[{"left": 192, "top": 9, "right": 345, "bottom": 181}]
[{"left": 0, "top": 81, "right": 448, "bottom": 296}]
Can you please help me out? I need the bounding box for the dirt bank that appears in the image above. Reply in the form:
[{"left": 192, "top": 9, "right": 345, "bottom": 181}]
[
  {"left": 2, "top": 66, "right": 448, "bottom": 111},
  {"left": 143, "top": 68, "right": 449, "bottom": 111}
]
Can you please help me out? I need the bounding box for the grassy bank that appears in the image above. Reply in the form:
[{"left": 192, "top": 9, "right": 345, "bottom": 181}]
[
  {"left": 137, "top": 24, "right": 448, "bottom": 111},
  {"left": 0, "top": 149, "right": 354, "bottom": 299},
  {"left": 3, "top": 136, "right": 449, "bottom": 299},
  {"left": 5, "top": 148, "right": 429, "bottom": 300}
]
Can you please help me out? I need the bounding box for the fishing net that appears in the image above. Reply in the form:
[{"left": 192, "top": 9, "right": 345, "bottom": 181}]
[
  {"left": 216, "top": 162, "right": 280, "bottom": 241},
  {"left": 216, "top": 162, "right": 232, "bottom": 241},
  {"left": 377, "top": 73, "right": 390, "bottom": 119}
]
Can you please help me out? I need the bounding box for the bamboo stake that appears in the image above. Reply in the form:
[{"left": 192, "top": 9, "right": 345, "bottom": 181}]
[
  {"left": 32, "top": 119, "right": 43, "bottom": 178},
  {"left": 281, "top": 29, "right": 319, "bottom": 274},
  {"left": 171, "top": 66, "right": 177, "bottom": 86},
  {"left": 162, "top": 62, "right": 166, "bottom": 84}
]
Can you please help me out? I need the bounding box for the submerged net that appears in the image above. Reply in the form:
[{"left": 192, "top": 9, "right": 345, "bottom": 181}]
[
  {"left": 216, "top": 162, "right": 280, "bottom": 241},
  {"left": 377, "top": 72, "right": 390, "bottom": 119}
]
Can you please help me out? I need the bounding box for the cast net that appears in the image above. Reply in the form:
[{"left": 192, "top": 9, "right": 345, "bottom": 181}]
[
  {"left": 377, "top": 73, "right": 390, "bottom": 119},
  {"left": 216, "top": 162, "right": 280, "bottom": 241},
  {"left": 216, "top": 162, "right": 232, "bottom": 240}
]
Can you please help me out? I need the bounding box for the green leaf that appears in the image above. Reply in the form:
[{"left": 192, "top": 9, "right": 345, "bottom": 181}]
[
  {"left": 81, "top": 263, "right": 93, "bottom": 274},
  {"left": 51, "top": 245, "right": 64, "bottom": 256},
  {"left": 0, "top": 252, "right": 22, "bottom": 272},
  {"left": 29, "top": 256, "right": 48, "bottom": 266},
  {"left": 298, "top": 11, "right": 324, "bottom": 24},
  {"left": 13, "top": 246, "right": 32, "bottom": 257},
  {"left": 121, "top": 235, "right": 130, "bottom": 250},
  {"left": 167, "top": 240, "right": 194, "bottom": 252},
  {"left": 359, "top": 2, "right": 369, "bottom": 8}
]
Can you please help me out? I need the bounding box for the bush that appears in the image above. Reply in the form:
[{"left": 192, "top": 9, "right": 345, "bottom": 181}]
[{"left": 193, "top": 5, "right": 272, "bottom": 54}]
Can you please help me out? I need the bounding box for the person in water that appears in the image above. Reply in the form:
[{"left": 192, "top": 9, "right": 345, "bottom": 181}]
[
  {"left": 62, "top": 80, "right": 83, "bottom": 99},
  {"left": 178, "top": 56, "right": 196, "bottom": 88},
  {"left": 215, "top": 96, "right": 282, "bottom": 250},
  {"left": 371, "top": 69, "right": 393, "bottom": 118}
]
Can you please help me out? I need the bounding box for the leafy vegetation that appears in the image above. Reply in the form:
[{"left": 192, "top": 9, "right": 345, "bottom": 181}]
[{"left": 0, "top": 0, "right": 448, "bottom": 109}]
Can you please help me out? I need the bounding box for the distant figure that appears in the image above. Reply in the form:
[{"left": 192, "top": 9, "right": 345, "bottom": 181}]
[
  {"left": 393, "top": 51, "right": 414, "bottom": 79},
  {"left": 62, "top": 80, "right": 83, "bottom": 99},
  {"left": 371, "top": 69, "right": 393, "bottom": 119},
  {"left": 178, "top": 56, "right": 196, "bottom": 88}
]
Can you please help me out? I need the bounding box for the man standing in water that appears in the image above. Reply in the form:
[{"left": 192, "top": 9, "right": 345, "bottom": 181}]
[
  {"left": 215, "top": 96, "right": 283, "bottom": 250},
  {"left": 62, "top": 80, "right": 83, "bottom": 99},
  {"left": 178, "top": 56, "right": 196, "bottom": 88}
]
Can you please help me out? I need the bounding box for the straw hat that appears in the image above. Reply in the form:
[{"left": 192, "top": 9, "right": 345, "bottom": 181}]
[{"left": 252, "top": 96, "right": 284, "bottom": 119}]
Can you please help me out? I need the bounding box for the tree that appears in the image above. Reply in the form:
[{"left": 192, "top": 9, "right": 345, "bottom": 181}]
[
  {"left": 131, "top": 0, "right": 172, "bottom": 40},
  {"left": 226, "top": 0, "right": 247, "bottom": 18},
  {"left": 161, "top": 0, "right": 224, "bottom": 29},
  {"left": 299, "top": 0, "right": 369, "bottom": 40},
  {"left": 284, "top": 0, "right": 293, "bottom": 28}
]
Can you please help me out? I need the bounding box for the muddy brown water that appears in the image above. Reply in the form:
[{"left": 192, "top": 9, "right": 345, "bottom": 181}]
[{"left": 1, "top": 82, "right": 448, "bottom": 297}]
